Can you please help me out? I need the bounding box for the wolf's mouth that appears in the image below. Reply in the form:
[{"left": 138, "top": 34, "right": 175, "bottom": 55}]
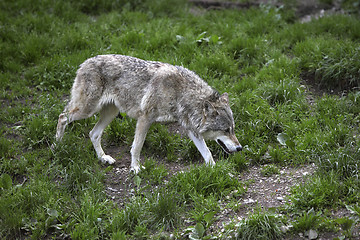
[{"left": 217, "top": 139, "right": 231, "bottom": 154}]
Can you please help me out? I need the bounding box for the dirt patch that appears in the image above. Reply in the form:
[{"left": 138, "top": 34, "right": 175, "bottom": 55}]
[
  {"left": 190, "top": 0, "right": 343, "bottom": 21},
  {"left": 103, "top": 123, "right": 192, "bottom": 207},
  {"left": 103, "top": 147, "right": 193, "bottom": 207},
  {"left": 103, "top": 144, "right": 133, "bottom": 207},
  {"left": 208, "top": 164, "right": 316, "bottom": 232},
  {"left": 209, "top": 163, "right": 359, "bottom": 239},
  {"left": 238, "top": 164, "right": 316, "bottom": 213}
]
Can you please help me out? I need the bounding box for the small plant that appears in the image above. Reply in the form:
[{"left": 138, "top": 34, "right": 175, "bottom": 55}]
[
  {"left": 147, "top": 189, "right": 182, "bottom": 231},
  {"left": 138, "top": 158, "right": 168, "bottom": 185},
  {"left": 261, "top": 164, "right": 280, "bottom": 177},
  {"left": 189, "top": 194, "right": 220, "bottom": 225},
  {"left": 169, "top": 162, "right": 244, "bottom": 201},
  {"left": 289, "top": 171, "right": 346, "bottom": 209},
  {"left": 335, "top": 217, "right": 357, "bottom": 239},
  {"left": 70, "top": 192, "right": 112, "bottom": 239},
  {"left": 258, "top": 78, "right": 302, "bottom": 106},
  {"left": 195, "top": 32, "right": 223, "bottom": 45},
  {"left": 277, "top": 133, "right": 295, "bottom": 150},
  {"left": 0, "top": 173, "right": 12, "bottom": 191},
  {"left": 268, "top": 145, "right": 288, "bottom": 164},
  {"left": 234, "top": 211, "right": 284, "bottom": 240},
  {"left": 110, "top": 190, "right": 182, "bottom": 235},
  {"left": 111, "top": 231, "right": 127, "bottom": 240},
  {"left": 245, "top": 144, "right": 270, "bottom": 165},
  {"left": 0, "top": 136, "right": 12, "bottom": 158},
  {"left": 228, "top": 151, "right": 248, "bottom": 173},
  {"left": 144, "top": 124, "right": 181, "bottom": 162},
  {"left": 317, "top": 147, "right": 359, "bottom": 180},
  {"left": 294, "top": 37, "right": 360, "bottom": 91},
  {"left": 334, "top": 204, "right": 360, "bottom": 239},
  {"left": 346, "top": 203, "right": 360, "bottom": 219},
  {"left": 292, "top": 208, "right": 321, "bottom": 232},
  {"left": 24, "top": 114, "right": 55, "bottom": 148},
  {"left": 185, "top": 211, "right": 217, "bottom": 240},
  {"left": 111, "top": 196, "right": 147, "bottom": 235}
]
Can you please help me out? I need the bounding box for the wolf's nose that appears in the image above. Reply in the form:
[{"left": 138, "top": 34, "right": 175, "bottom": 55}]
[{"left": 236, "top": 146, "right": 242, "bottom": 152}]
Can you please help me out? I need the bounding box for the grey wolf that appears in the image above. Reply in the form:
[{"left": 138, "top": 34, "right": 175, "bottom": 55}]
[{"left": 54, "top": 55, "right": 242, "bottom": 173}]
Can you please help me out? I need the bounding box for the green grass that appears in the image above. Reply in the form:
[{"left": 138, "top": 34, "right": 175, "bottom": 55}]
[
  {"left": 109, "top": 189, "right": 183, "bottom": 237},
  {"left": 290, "top": 208, "right": 335, "bottom": 233},
  {"left": 261, "top": 164, "right": 280, "bottom": 177},
  {"left": 232, "top": 210, "right": 284, "bottom": 240},
  {"left": 1, "top": 0, "right": 360, "bottom": 238},
  {"left": 294, "top": 37, "right": 360, "bottom": 91},
  {"left": 169, "top": 161, "right": 244, "bottom": 202},
  {"left": 138, "top": 158, "right": 169, "bottom": 185},
  {"left": 289, "top": 170, "right": 358, "bottom": 210}
]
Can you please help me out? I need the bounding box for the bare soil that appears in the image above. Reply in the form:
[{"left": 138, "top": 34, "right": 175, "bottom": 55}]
[{"left": 190, "top": 0, "right": 343, "bottom": 22}]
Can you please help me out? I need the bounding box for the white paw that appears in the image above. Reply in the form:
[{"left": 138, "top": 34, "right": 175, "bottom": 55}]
[
  {"left": 100, "top": 155, "right": 116, "bottom": 164},
  {"left": 50, "top": 143, "right": 56, "bottom": 151},
  {"left": 206, "top": 159, "right": 216, "bottom": 166},
  {"left": 130, "top": 165, "right": 145, "bottom": 174},
  {"left": 205, "top": 156, "right": 216, "bottom": 166}
]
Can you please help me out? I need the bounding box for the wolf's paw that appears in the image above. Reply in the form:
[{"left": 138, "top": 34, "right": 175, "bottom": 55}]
[
  {"left": 50, "top": 143, "right": 56, "bottom": 151},
  {"left": 205, "top": 158, "right": 216, "bottom": 166},
  {"left": 100, "top": 155, "right": 116, "bottom": 164},
  {"left": 130, "top": 165, "right": 145, "bottom": 174}
]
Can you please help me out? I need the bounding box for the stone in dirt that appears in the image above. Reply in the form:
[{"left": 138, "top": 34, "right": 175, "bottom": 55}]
[{"left": 305, "top": 229, "right": 318, "bottom": 239}]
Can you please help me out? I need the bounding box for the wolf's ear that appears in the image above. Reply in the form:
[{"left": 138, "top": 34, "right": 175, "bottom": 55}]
[{"left": 219, "top": 92, "right": 229, "bottom": 104}]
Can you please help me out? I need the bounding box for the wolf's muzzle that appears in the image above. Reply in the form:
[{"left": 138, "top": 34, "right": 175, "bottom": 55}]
[
  {"left": 217, "top": 139, "right": 242, "bottom": 154},
  {"left": 217, "top": 139, "right": 229, "bottom": 153}
]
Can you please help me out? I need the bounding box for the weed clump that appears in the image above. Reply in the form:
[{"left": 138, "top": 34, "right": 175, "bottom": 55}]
[
  {"left": 138, "top": 158, "right": 168, "bottom": 185},
  {"left": 234, "top": 211, "right": 284, "bottom": 240},
  {"left": 168, "top": 162, "right": 244, "bottom": 201},
  {"left": 289, "top": 171, "right": 352, "bottom": 210},
  {"left": 110, "top": 190, "right": 182, "bottom": 236},
  {"left": 261, "top": 164, "right": 280, "bottom": 177},
  {"left": 318, "top": 147, "right": 360, "bottom": 181},
  {"left": 294, "top": 37, "right": 360, "bottom": 92}
]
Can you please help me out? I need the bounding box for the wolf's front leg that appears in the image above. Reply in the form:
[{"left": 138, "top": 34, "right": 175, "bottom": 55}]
[
  {"left": 90, "top": 104, "right": 119, "bottom": 164},
  {"left": 130, "top": 116, "right": 152, "bottom": 174},
  {"left": 188, "top": 131, "right": 216, "bottom": 166}
]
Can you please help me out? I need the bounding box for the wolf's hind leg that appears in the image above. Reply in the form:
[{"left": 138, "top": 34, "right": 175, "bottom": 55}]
[
  {"left": 130, "top": 115, "right": 152, "bottom": 173},
  {"left": 188, "top": 131, "right": 215, "bottom": 166},
  {"left": 89, "top": 104, "right": 119, "bottom": 164}
]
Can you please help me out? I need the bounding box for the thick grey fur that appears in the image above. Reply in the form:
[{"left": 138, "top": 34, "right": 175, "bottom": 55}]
[{"left": 55, "top": 55, "right": 242, "bottom": 173}]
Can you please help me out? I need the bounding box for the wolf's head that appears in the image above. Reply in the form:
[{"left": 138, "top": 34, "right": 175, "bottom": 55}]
[{"left": 200, "top": 92, "right": 242, "bottom": 153}]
